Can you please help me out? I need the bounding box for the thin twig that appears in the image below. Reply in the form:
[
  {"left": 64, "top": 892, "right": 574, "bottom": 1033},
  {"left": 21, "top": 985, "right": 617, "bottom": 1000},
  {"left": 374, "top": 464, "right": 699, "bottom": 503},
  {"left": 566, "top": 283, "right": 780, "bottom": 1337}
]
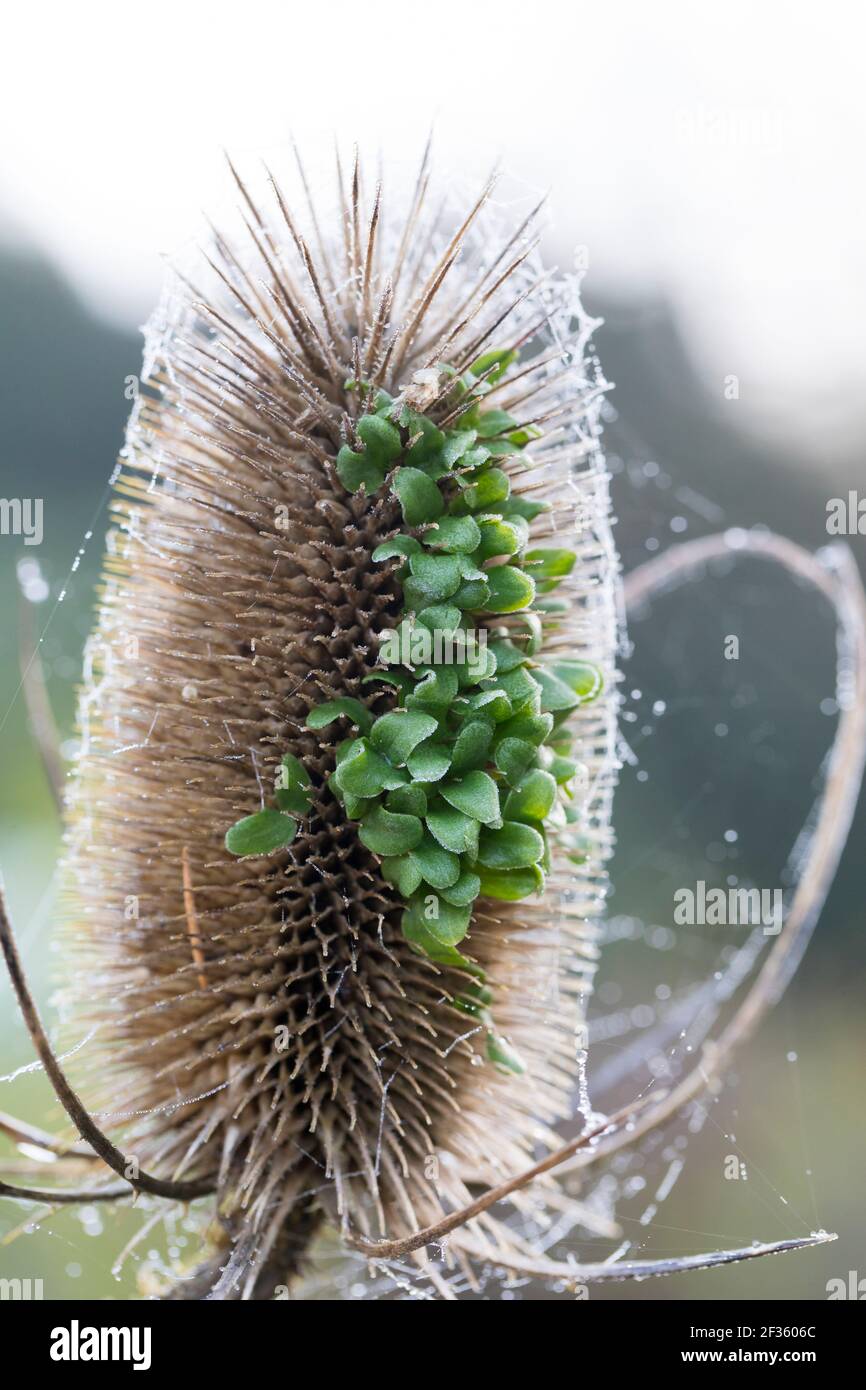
[
  {"left": 348, "top": 531, "right": 865, "bottom": 1267},
  {"left": 455, "top": 1231, "right": 836, "bottom": 1283},
  {"left": 346, "top": 1092, "right": 663, "bottom": 1259},
  {"left": 554, "top": 532, "right": 866, "bottom": 1174},
  {"left": 554, "top": 533, "right": 866, "bottom": 1178},
  {"left": 0, "top": 1108, "right": 96, "bottom": 1161},
  {"left": 0, "top": 1177, "right": 132, "bottom": 1205},
  {"left": 0, "top": 888, "right": 215, "bottom": 1202}
]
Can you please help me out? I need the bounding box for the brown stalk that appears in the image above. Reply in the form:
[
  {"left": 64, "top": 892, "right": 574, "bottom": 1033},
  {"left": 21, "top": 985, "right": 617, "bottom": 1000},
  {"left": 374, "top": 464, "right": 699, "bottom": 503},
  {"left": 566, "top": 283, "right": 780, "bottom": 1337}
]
[
  {"left": 347, "top": 531, "right": 864, "bottom": 1269},
  {"left": 0, "top": 889, "right": 215, "bottom": 1202}
]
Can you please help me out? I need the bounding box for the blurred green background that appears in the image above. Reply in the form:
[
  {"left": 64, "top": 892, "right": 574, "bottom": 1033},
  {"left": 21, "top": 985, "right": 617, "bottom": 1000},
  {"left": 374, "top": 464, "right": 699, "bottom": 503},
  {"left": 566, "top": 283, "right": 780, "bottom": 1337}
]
[{"left": 0, "top": 237, "right": 862, "bottom": 1300}]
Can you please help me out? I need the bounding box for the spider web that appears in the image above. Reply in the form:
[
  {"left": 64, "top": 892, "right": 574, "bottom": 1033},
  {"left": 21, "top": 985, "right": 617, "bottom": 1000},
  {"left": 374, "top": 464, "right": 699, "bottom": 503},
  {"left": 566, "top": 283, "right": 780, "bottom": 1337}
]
[{"left": 0, "top": 199, "right": 849, "bottom": 1304}]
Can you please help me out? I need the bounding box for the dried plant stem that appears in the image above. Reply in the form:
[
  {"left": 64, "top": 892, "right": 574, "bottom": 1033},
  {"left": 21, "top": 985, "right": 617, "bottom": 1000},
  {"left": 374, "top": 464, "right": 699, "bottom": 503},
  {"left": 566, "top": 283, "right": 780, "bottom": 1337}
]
[
  {"left": 0, "top": 890, "right": 215, "bottom": 1202},
  {"left": 560, "top": 532, "right": 866, "bottom": 1172},
  {"left": 0, "top": 1177, "right": 131, "bottom": 1205},
  {"left": 456, "top": 1231, "right": 836, "bottom": 1283},
  {"left": 345, "top": 1093, "right": 664, "bottom": 1259},
  {"left": 350, "top": 532, "right": 863, "bottom": 1269},
  {"left": 0, "top": 1108, "right": 96, "bottom": 1160}
]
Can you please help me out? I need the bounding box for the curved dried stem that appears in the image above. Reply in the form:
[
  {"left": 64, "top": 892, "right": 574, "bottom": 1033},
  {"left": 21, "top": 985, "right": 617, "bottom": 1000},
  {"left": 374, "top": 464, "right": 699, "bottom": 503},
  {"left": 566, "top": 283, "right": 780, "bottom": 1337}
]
[
  {"left": 0, "top": 1108, "right": 97, "bottom": 1160},
  {"left": 0, "top": 888, "right": 215, "bottom": 1203},
  {"left": 554, "top": 531, "right": 866, "bottom": 1175},
  {"left": 349, "top": 532, "right": 865, "bottom": 1272},
  {"left": 347, "top": 1092, "right": 664, "bottom": 1259},
  {"left": 455, "top": 1231, "right": 836, "bottom": 1283},
  {"left": 0, "top": 1176, "right": 132, "bottom": 1205}
]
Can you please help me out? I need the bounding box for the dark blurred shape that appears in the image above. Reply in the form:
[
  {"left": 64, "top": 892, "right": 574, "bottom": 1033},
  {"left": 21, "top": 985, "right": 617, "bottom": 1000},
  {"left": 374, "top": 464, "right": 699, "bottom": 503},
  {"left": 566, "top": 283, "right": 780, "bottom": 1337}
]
[
  {"left": 0, "top": 249, "right": 139, "bottom": 808},
  {"left": 587, "top": 292, "right": 844, "bottom": 564},
  {"left": 0, "top": 247, "right": 139, "bottom": 531}
]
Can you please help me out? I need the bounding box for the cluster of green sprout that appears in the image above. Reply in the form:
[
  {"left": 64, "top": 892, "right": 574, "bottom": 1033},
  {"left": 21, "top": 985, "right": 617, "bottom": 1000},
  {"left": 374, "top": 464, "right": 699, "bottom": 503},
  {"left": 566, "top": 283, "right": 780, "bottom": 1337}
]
[{"left": 226, "top": 351, "right": 602, "bottom": 1069}]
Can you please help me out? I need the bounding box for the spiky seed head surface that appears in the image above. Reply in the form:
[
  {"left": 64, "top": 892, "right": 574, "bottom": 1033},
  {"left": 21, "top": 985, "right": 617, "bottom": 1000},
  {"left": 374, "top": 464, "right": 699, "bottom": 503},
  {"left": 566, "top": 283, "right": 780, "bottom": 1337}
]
[{"left": 60, "top": 145, "right": 620, "bottom": 1298}]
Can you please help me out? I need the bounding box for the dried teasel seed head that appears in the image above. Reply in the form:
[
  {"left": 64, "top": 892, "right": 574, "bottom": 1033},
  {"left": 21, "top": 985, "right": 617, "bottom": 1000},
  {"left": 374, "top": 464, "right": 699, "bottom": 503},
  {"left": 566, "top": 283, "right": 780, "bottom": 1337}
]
[{"left": 60, "top": 145, "right": 620, "bottom": 1299}]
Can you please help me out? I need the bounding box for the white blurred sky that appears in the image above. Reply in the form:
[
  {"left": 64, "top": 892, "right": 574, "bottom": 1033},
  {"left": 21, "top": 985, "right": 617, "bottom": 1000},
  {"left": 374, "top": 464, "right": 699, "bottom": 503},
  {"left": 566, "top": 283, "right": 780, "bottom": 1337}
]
[{"left": 1, "top": 0, "right": 864, "bottom": 461}]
